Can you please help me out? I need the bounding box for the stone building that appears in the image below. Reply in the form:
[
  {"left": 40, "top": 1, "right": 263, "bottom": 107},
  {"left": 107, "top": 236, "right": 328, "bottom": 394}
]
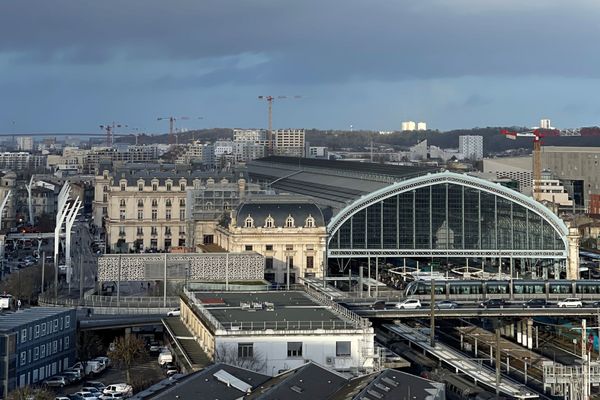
[{"left": 215, "top": 195, "right": 327, "bottom": 284}]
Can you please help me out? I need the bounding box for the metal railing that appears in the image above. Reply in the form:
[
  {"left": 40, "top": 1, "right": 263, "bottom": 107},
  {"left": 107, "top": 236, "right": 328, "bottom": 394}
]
[
  {"left": 303, "top": 284, "right": 371, "bottom": 328},
  {"left": 220, "top": 319, "right": 360, "bottom": 332},
  {"left": 183, "top": 287, "right": 224, "bottom": 331}
]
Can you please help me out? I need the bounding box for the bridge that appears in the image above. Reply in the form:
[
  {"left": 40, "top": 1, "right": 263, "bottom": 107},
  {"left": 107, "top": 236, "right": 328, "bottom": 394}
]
[
  {"left": 79, "top": 314, "right": 165, "bottom": 330},
  {"left": 354, "top": 306, "right": 600, "bottom": 319}
]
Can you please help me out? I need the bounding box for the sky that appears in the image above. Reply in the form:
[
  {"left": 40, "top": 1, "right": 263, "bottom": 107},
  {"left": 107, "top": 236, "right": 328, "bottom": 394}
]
[{"left": 1, "top": 0, "right": 600, "bottom": 134}]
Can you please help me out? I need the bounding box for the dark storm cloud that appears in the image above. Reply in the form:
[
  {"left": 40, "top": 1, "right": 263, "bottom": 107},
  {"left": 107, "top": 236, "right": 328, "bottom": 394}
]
[{"left": 2, "top": 0, "right": 600, "bottom": 86}]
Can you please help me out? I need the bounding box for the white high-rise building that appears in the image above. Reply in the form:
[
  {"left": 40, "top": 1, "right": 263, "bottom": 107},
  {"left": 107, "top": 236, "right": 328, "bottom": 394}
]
[
  {"left": 401, "top": 121, "right": 416, "bottom": 131},
  {"left": 459, "top": 135, "right": 484, "bottom": 160},
  {"left": 16, "top": 136, "right": 34, "bottom": 151},
  {"left": 540, "top": 119, "right": 552, "bottom": 129},
  {"left": 417, "top": 122, "right": 427, "bottom": 131}
]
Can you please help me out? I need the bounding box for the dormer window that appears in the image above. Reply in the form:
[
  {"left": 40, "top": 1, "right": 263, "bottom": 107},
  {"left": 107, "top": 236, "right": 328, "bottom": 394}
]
[
  {"left": 244, "top": 216, "right": 254, "bottom": 228},
  {"left": 120, "top": 183, "right": 126, "bottom": 191},
  {"left": 285, "top": 215, "right": 295, "bottom": 228},
  {"left": 138, "top": 181, "right": 144, "bottom": 191},
  {"left": 265, "top": 215, "right": 274, "bottom": 228},
  {"left": 305, "top": 215, "right": 315, "bottom": 228},
  {"left": 166, "top": 182, "right": 172, "bottom": 191},
  {"left": 152, "top": 183, "right": 158, "bottom": 191}
]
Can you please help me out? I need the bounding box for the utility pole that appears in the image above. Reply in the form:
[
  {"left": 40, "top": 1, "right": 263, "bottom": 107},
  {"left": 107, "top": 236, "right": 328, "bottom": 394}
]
[
  {"left": 41, "top": 251, "right": 45, "bottom": 297},
  {"left": 430, "top": 279, "right": 435, "bottom": 347}
]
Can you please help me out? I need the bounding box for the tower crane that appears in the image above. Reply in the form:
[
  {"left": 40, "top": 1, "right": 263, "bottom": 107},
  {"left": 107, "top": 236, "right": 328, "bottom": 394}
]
[
  {"left": 157, "top": 116, "right": 203, "bottom": 145},
  {"left": 258, "top": 95, "right": 301, "bottom": 155},
  {"left": 100, "top": 122, "right": 128, "bottom": 147},
  {"left": 501, "top": 125, "right": 600, "bottom": 201}
]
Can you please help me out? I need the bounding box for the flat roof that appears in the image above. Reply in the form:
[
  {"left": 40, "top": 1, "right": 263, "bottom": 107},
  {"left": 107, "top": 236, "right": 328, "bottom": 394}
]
[
  {"left": 190, "top": 291, "right": 360, "bottom": 331},
  {"left": 0, "top": 307, "right": 73, "bottom": 332}
]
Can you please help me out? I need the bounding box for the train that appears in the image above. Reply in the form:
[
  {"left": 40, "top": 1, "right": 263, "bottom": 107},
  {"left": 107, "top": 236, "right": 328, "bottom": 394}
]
[{"left": 404, "top": 279, "right": 600, "bottom": 302}]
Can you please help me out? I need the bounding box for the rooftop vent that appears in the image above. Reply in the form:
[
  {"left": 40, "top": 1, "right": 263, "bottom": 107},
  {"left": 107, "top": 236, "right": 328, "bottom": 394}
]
[
  {"left": 290, "top": 385, "right": 303, "bottom": 394},
  {"left": 213, "top": 369, "right": 252, "bottom": 393}
]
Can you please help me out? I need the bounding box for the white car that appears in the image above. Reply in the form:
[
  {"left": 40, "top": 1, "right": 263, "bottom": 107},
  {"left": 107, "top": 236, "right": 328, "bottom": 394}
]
[
  {"left": 395, "top": 298, "right": 422, "bottom": 309},
  {"left": 99, "top": 394, "right": 125, "bottom": 400},
  {"left": 167, "top": 308, "right": 180, "bottom": 317},
  {"left": 103, "top": 383, "right": 133, "bottom": 397},
  {"left": 557, "top": 298, "right": 583, "bottom": 308},
  {"left": 76, "top": 392, "right": 99, "bottom": 400}
]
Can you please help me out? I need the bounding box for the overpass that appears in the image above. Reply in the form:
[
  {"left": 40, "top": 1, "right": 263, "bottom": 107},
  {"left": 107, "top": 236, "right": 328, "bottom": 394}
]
[
  {"left": 78, "top": 314, "right": 164, "bottom": 330},
  {"left": 354, "top": 306, "right": 600, "bottom": 319}
]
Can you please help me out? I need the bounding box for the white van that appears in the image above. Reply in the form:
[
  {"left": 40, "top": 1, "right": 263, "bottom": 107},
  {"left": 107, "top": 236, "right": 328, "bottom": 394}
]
[
  {"left": 158, "top": 351, "right": 173, "bottom": 365},
  {"left": 72, "top": 360, "right": 104, "bottom": 376}
]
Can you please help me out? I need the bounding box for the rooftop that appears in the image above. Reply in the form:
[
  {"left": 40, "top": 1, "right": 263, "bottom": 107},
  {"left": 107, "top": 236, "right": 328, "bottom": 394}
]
[
  {"left": 0, "top": 307, "right": 73, "bottom": 332},
  {"left": 186, "top": 290, "right": 367, "bottom": 332}
]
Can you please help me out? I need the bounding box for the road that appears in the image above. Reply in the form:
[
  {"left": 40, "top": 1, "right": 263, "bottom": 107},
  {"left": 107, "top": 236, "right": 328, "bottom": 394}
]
[{"left": 66, "top": 221, "right": 99, "bottom": 296}]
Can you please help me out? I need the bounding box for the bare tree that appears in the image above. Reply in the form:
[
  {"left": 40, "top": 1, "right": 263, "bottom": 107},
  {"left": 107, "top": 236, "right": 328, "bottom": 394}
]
[
  {"left": 78, "top": 331, "right": 104, "bottom": 373},
  {"left": 108, "top": 335, "right": 146, "bottom": 383},
  {"left": 7, "top": 386, "right": 53, "bottom": 400},
  {"left": 215, "top": 344, "right": 267, "bottom": 373}
]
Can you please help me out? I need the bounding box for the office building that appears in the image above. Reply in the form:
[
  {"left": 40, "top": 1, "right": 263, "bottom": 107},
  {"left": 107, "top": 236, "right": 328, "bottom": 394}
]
[
  {"left": 274, "top": 129, "right": 305, "bottom": 157},
  {"left": 15, "top": 137, "right": 34, "bottom": 152},
  {"left": 0, "top": 307, "right": 76, "bottom": 397},
  {"left": 459, "top": 135, "right": 484, "bottom": 160},
  {"left": 540, "top": 119, "right": 552, "bottom": 129},
  {"left": 483, "top": 156, "right": 533, "bottom": 194}
]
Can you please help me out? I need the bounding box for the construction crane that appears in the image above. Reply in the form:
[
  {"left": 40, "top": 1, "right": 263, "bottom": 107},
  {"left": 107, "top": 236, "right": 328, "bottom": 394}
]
[
  {"left": 258, "top": 95, "right": 301, "bottom": 155},
  {"left": 100, "top": 122, "right": 127, "bottom": 147},
  {"left": 501, "top": 125, "right": 600, "bottom": 201},
  {"left": 157, "top": 116, "right": 203, "bottom": 145}
]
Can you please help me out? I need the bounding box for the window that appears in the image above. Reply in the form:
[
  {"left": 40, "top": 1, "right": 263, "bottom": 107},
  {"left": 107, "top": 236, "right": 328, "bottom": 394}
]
[
  {"left": 152, "top": 199, "right": 158, "bottom": 207},
  {"left": 102, "top": 207, "right": 107, "bottom": 216},
  {"left": 180, "top": 182, "right": 186, "bottom": 191},
  {"left": 137, "top": 199, "right": 144, "bottom": 207},
  {"left": 305, "top": 215, "right": 315, "bottom": 228},
  {"left": 336, "top": 341, "right": 351, "bottom": 357},
  {"left": 21, "top": 328, "right": 27, "bottom": 343},
  {"left": 53, "top": 319, "right": 58, "bottom": 331},
  {"left": 151, "top": 227, "right": 158, "bottom": 235},
  {"left": 166, "top": 210, "right": 171, "bottom": 221},
  {"left": 179, "top": 199, "right": 185, "bottom": 207},
  {"left": 179, "top": 209, "right": 185, "bottom": 221},
  {"left": 285, "top": 244, "right": 293, "bottom": 251},
  {"left": 306, "top": 244, "right": 314, "bottom": 251},
  {"left": 137, "top": 227, "right": 143, "bottom": 235},
  {"left": 103, "top": 194, "right": 108, "bottom": 203},
  {"left": 120, "top": 183, "right": 126, "bottom": 191},
  {"left": 265, "top": 215, "right": 274, "bottom": 228},
  {"left": 65, "top": 316, "right": 70, "bottom": 329},
  {"left": 138, "top": 183, "right": 144, "bottom": 191},
  {"left": 41, "top": 323, "right": 46, "bottom": 336},
  {"left": 266, "top": 244, "right": 273, "bottom": 251},
  {"left": 53, "top": 340, "right": 57, "bottom": 353},
  {"left": 120, "top": 210, "right": 126, "bottom": 221},
  {"left": 166, "top": 183, "right": 172, "bottom": 191},
  {"left": 103, "top": 185, "right": 108, "bottom": 193},
  {"left": 34, "top": 347, "right": 39, "bottom": 361},
  {"left": 238, "top": 343, "right": 253, "bottom": 359},
  {"left": 119, "top": 226, "right": 126, "bottom": 236},
  {"left": 285, "top": 215, "right": 295, "bottom": 228},
  {"left": 306, "top": 256, "right": 314, "bottom": 269},
  {"left": 137, "top": 211, "right": 143, "bottom": 220},
  {"left": 152, "top": 183, "right": 158, "bottom": 191},
  {"left": 41, "top": 344, "right": 46, "bottom": 358},
  {"left": 34, "top": 325, "right": 40, "bottom": 338},
  {"left": 20, "top": 351, "right": 26, "bottom": 366},
  {"left": 179, "top": 226, "right": 185, "bottom": 235},
  {"left": 244, "top": 216, "right": 254, "bottom": 228},
  {"left": 165, "top": 199, "right": 172, "bottom": 207},
  {"left": 265, "top": 257, "right": 273, "bottom": 269},
  {"left": 245, "top": 245, "right": 253, "bottom": 251},
  {"left": 152, "top": 209, "right": 157, "bottom": 221},
  {"left": 287, "top": 342, "right": 303, "bottom": 358},
  {"left": 165, "top": 227, "right": 171, "bottom": 235},
  {"left": 120, "top": 199, "right": 126, "bottom": 207}
]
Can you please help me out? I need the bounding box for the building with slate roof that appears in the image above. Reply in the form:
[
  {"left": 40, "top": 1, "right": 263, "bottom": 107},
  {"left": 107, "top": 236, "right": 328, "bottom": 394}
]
[
  {"left": 215, "top": 194, "right": 327, "bottom": 283},
  {"left": 0, "top": 307, "right": 76, "bottom": 397}
]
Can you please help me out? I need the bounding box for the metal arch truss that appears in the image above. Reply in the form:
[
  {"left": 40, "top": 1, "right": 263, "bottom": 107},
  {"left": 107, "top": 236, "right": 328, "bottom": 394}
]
[
  {"left": 326, "top": 171, "right": 570, "bottom": 251},
  {"left": 0, "top": 190, "right": 11, "bottom": 230},
  {"left": 328, "top": 249, "right": 567, "bottom": 259},
  {"left": 54, "top": 182, "right": 82, "bottom": 281}
]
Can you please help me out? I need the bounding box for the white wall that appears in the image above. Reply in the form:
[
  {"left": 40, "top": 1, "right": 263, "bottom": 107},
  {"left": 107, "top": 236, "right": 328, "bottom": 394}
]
[{"left": 215, "top": 331, "right": 374, "bottom": 376}]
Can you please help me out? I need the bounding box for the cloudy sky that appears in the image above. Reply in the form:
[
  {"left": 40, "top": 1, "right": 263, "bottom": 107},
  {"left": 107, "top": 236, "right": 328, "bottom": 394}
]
[{"left": 1, "top": 0, "right": 599, "bottom": 133}]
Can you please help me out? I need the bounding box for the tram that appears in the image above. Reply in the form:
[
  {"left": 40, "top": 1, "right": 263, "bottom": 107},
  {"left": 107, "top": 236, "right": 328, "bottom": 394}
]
[{"left": 404, "top": 280, "right": 600, "bottom": 302}]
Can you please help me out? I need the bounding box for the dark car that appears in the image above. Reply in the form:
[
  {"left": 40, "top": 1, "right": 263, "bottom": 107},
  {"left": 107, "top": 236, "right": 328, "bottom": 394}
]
[
  {"left": 370, "top": 300, "right": 387, "bottom": 310},
  {"left": 479, "top": 299, "right": 508, "bottom": 309},
  {"left": 522, "top": 299, "right": 549, "bottom": 308},
  {"left": 435, "top": 300, "right": 458, "bottom": 309}
]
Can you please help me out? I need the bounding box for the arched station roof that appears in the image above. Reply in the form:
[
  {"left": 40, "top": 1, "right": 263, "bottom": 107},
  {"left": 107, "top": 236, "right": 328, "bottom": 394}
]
[{"left": 327, "top": 171, "right": 569, "bottom": 259}]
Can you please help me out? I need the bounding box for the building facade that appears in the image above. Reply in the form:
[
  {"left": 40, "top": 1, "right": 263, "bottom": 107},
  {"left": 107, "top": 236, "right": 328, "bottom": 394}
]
[
  {"left": 459, "top": 135, "right": 483, "bottom": 160},
  {"left": 215, "top": 196, "right": 327, "bottom": 284},
  {"left": 0, "top": 153, "right": 46, "bottom": 171},
  {"left": 274, "top": 129, "right": 305, "bottom": 158},
  {"left": 483, "top": 156, "right": 533, "bottom": 194},
  {"left": 0, "top": 307, "right": 76, "bottom": 397}
]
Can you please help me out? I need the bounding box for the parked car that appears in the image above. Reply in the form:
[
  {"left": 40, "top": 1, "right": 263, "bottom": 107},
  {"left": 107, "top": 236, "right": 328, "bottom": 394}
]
[
  {"left": 158, "top": 351, "right": 173, "bottom": 365},
  {"left": 98, "top": 393, "right": 125, "bottom": 400},
  {"left": 75, "top": 392, "right": 99, "bottom": 400},
  {"left": 103, "top": 383, "right": 133, "bottom": 396},
  {"left": 73, "top": 360, "right": 104, "bottom": 376},
  {"left": 81, "top": 387, "right": 102, "bottom": 395},
  {"left": 395, "top": 298, "right": 422, "bottom": 309},
  {"left": 68, "top": 395, "right": 85, "bottom": 400},
  {"left": 56, "top": 397, "right": 71, "bottom": 400},
  {"left": 62, "top": 371, "right": 82, "bottom": 383},
  {"left": 166, "top": 308, "right": 180, "bottom": 317},
  {"left": 148, "top": 342, "right": 161, "bottom": 353},
  {"left": 522, "top": 299, "right": 550, "bottom": 308},
  {"left": 64, "top": 368, "right": 83, "bottom": 380},
  {"left": 44, "top": 376, "right": 68, "bottom": 387},
  {"left": 435, "top": 300, "right": 458, "bottom": 309},
  {"left": 479, "top": 299, "right": 508, "bottom": 309},
  {"left": 84, "top": 381, "right": 106, "bottom": 390},
  {"left": 557, "top": 298, "right": 583, "bottom": 308},
  {"left": 93, "top": 356, "right": 112, "bottom": 369},
  {"left": 166, "top": 367, "right": 179, "bottom": 377}
]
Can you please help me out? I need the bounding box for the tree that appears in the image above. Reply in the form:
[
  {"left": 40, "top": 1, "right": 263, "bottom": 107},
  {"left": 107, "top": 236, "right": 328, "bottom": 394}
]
[
  {"left": 6, "top": 386, "right": 53, "bottom": 400},
  {"left": 77, "top": 331, "right": 104, "bottom": 364},
  {"left": 215, "top": 343, "right": 266, "bottom": 373},
  {"left": 108, "top": 335, "right": 146, "bottom": 383}
]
